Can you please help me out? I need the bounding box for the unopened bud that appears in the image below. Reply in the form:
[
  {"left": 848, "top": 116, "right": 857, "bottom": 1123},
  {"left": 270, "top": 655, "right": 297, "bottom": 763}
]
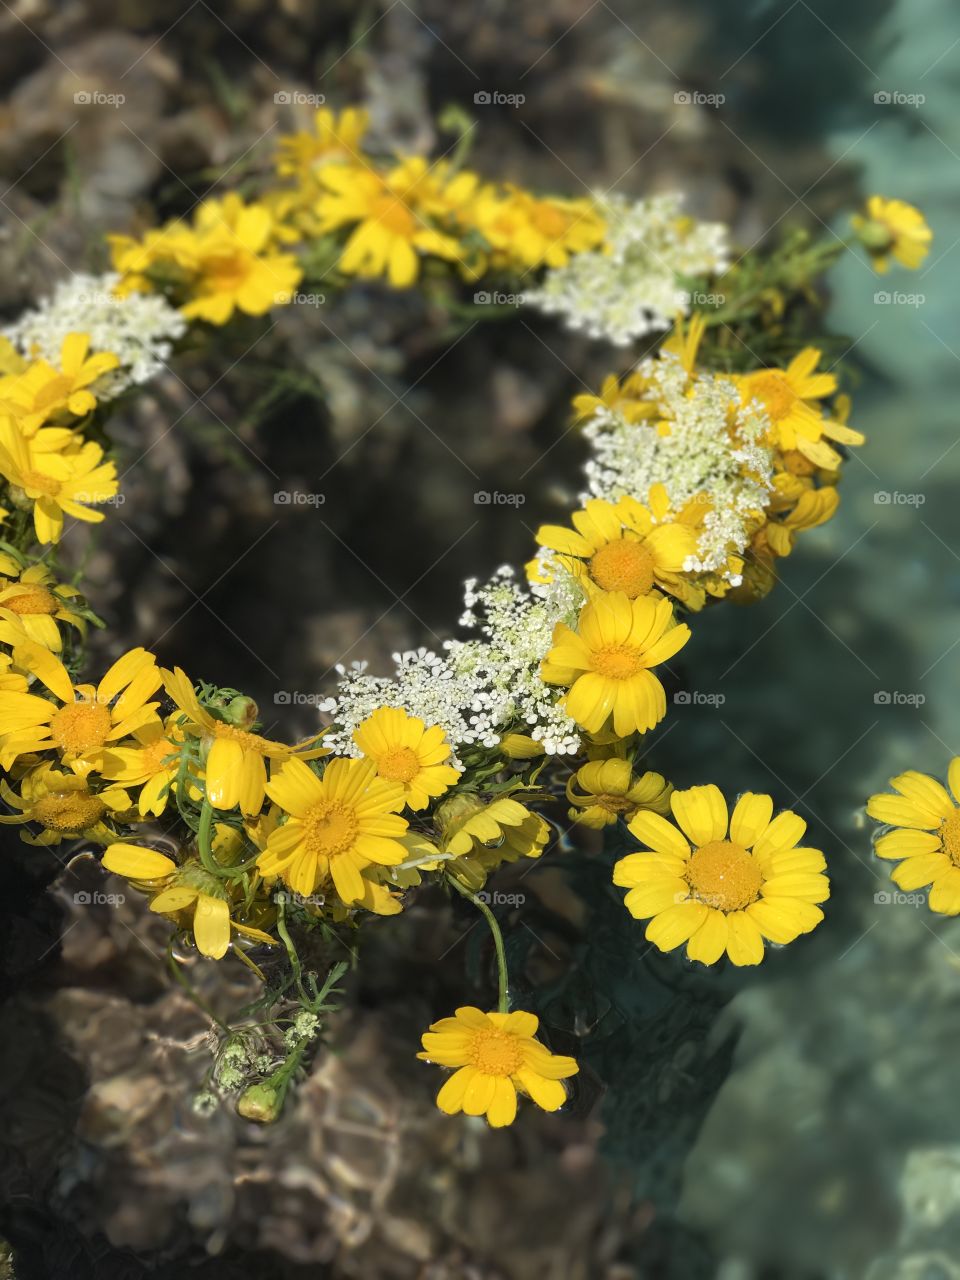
[{"left": 236, "top": 1080, "right": 283, "bottom": 1123}]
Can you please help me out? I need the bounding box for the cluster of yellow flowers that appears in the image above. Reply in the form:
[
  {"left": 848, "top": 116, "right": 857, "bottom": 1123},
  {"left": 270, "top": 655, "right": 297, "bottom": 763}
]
[
  {"left": 110, "top": 107, "right": 606, "bottom": 306},
  {"left": 0, "top": 105, "right": 934, "bottom": 1125},
  {"left": 0, "top": 333, "right": 120, "bottom": 544}
]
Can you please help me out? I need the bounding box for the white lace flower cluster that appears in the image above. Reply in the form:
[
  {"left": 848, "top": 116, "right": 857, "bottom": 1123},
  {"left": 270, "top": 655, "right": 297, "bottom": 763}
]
[
  {"left": 4, "top": 272, "right": 187, "bottom": 397},
  {"left": 582, "top": 353, "right": 774, "bottom": 582},
  {"left": 526, "top": 193, "right": 729, "bottom": 346},
  {"left": 320, "top": 568, "right": 582, "bottom": 763}
]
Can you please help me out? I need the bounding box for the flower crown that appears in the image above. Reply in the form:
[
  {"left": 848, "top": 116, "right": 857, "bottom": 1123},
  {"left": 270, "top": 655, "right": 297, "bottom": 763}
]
[{"left": 0, "top": 106, "right": 933, "bottom": 1126}]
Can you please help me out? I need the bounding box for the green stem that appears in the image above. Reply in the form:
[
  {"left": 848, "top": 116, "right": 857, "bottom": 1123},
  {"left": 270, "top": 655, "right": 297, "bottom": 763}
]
[
  {"left": 195, "top": 795, "right": 240, "bottom": 881},
  {"left": 448, "top": 877, "right": 510, "bottom": 1013},
  {"left": 275, "top": 896, "right": 310, "bottom": 1005}
]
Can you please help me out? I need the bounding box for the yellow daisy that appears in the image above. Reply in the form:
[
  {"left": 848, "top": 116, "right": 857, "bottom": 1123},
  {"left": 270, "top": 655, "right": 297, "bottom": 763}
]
[
  {"left": 257, "top": 756, "right": 408, "bottom": 902},
  {"left": 180, "top": 195, "right": 303, "bottom": 324},
  {"left": 867, "top": 760, "right": 960, "bottom": 914},
  {"left": 317, "top": 160, "right": 463, "bottom": 288},
  {"left": 0, "top": 763, "right": 131, "bottom": 845},
  {"left": 738, "top": 349, "right": 864, "bottom": 470},
  {"left": 571, "top": 370, "right": 657, "bottom": 425},
  {"left": 0, "top": 559, "right": 87, "bottom": 650},
  {"left": 352, "top": 705, "right": 459, "bottom": 810},
  {"left": 418, "top": 1006, "right": 578, "bottom": 1126},
  {"left": 274, "top": 106, "right": 371, "bottom": 179},
  {"left": 99, "top": 717, "right": 187, "bottom": 816},
  {"left": 566, "top": 759, "right": 672, "bottom": 830},
  {"left": 162, "top": 666, "right": 325, "bottom": 816},
  {"left": 0, "top": 642, "right": 161, "bottom": 772},
  {"left": 542, "top": 592, "right": 691, "bottom": 737},
  {"left": 614, "top": 785, "right": 829, "bottom": 966},
  {"left": 529, "top": 494, "right": 699, "bottom": 606},
  {"left": 0, "top": 421, "right": 118, "bottom": 544},
  {"left": 0, "top": 333, "right": 119, "bottom": 434},
  {"left": 472, "top": 184, "right": 606, "bottom": 271},
  {"left": 852, "top": 195, "right": 932, "bottom": 272},
  {"left": 102, "top": 842, "right": 275, "bottom": 960}
]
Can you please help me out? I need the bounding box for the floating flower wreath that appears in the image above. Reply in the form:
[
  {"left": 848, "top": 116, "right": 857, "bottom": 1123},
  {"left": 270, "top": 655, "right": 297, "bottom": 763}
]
[{"left": 0, "top": 106, "right": 931, "bottom": 1125}]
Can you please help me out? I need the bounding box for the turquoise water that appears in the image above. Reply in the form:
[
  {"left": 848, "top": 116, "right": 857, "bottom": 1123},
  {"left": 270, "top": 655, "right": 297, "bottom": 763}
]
[{"left": 640, "top": 4, "right": 960, "bottom": 1273}]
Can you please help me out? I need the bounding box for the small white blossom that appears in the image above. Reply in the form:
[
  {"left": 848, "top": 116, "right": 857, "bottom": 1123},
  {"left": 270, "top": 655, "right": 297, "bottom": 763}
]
[
  {"left": 4, "top": 271, "right": 187, "bottom": 398},
  {"left": 525, "top": 193, "right": 729, "bottom": 346},
  {"left": 320, "top": 572, "right": 582, "bottom": 762},
  {"left": 581, "top": 351, "right": 773, "bottom": 581}
]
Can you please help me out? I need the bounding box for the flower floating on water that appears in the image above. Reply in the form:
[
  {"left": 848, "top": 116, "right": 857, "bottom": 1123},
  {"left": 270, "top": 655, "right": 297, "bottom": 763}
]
[
  {"left": 103, "top": 842, "right": 276, "bottom": 960},
  {"left": 867, "top": 762, "right": 960, "bottom": 914},
  {"left": 614, "top": 785, "right": 829, "bottom": 965},
  {"left": 418, "top": 1006, "right": 578, "bottom": 1127}
]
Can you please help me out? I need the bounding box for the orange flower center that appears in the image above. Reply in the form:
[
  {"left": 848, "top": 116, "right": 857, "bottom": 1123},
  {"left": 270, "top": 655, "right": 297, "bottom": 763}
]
[
  {"left": 32, "top": 791, "right": 105, "bottom": 832},
  {"left": 302, "top": 800, "right": 359, "bottom": 858},
  {"left": 686, "top": 839, "right": 762, "bottom": 912},
  {"left": 591, "top": 643, "right": 646, "bottom": 680},
  {"left": 589, "top": 539, "right": 656, "bottom": 597},
  {"left": 3, "top": 585, "right": 59, "bottom": 615},
  {"left": 204, "top": 248, "right": 253, "bottom": 293},
  {"left": 940, "top": 811, "right": 960, "bottom": 865},
  {"left": 468, "top": 1027, "right": 524, "bottom": 1077},
  {"left": 50, "top": 700, "right": 112, "bottom": 754},
  {"left": 372, "top": 195, "right": 416, "bottom": 237},
  {"left": 596, "top": 793, "right": 631, "bottom": 813},
  {"left": 531, "top": 204, "right": 568, "bottom": 238},
  {"left": 19, "top": 469, "right": 61, "bottom": 497},
  {"left": 748, "top": 371, "right": 796, "bottom": 422},
  {"left": 376, "top": 745, "right": 421, "bottom": 784},
  {"left": 141, "top": 737, "right": 176, "bottom": 773}
]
